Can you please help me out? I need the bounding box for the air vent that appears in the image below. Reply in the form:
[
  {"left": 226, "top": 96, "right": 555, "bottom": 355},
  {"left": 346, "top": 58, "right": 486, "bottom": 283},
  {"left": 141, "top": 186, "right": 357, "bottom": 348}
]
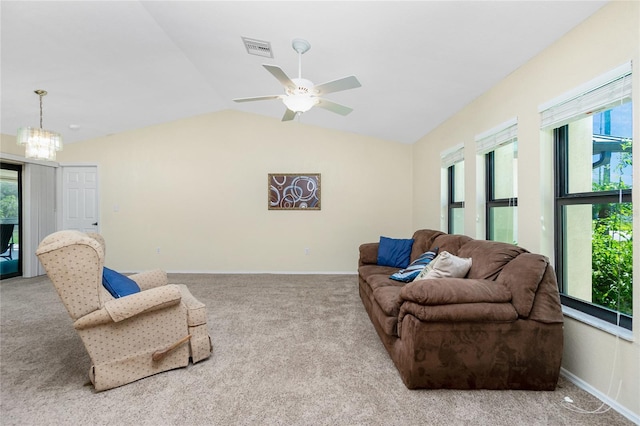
[{"left": 242, "top": 37, "right": 273, "bottom": 58}]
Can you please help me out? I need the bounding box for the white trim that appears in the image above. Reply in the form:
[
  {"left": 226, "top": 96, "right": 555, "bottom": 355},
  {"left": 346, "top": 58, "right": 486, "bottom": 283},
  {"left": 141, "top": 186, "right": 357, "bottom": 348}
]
[
  {"left": 475, "top": 117, "right": 518, "bottom": 155},
  {"left": 440, "top": 143, "right": 464, "bottom": 168},
  {"left": 560, "top": 368, "right": 640, "bottom": 425},
  {"left": 538, "top": 62, "right": 632, "bottom": 112},
  {"left": 538, "top": 62, "right": 632, "bottom": 130},
  {"left": 0, "top": 152, "right": 59, "bottom": 168},
  {"left": 562, "top": 306, "right": 633, "bottom": 341},
  {"left": 474, "top": 117, "right": 518, "bottom": 142}
]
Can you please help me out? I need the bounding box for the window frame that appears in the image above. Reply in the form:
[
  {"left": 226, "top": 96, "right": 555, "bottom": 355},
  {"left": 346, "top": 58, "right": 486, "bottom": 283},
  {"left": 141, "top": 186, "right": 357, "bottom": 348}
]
[
  {"left": 447, "top": 163, "right": 464, "bottom": 234},
  {"left": 485, "top": 150, "right": 518, "bottom": 241},
  {"left": 553, "top": 124, "right": 632, "bottom": 331}
]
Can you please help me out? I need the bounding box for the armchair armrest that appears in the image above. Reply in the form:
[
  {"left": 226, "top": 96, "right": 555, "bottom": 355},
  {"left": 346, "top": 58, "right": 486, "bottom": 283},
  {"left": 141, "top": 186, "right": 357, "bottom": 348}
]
[
  {"left": 128, "top": 269, "right": 168, "bottom": 291},
  {"left": 74, "top": 285, "right": 182, "bottom": 329},
  {"left": 400, "top": 278, "right": 512, "bottom": 305},
  {"left": 359, "top": 242, "right": 379, "bottom": 267}
]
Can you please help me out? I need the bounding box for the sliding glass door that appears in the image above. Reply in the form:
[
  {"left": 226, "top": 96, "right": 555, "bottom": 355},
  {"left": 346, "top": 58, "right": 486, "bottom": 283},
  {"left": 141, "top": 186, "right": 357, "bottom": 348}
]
[{"left": 1, "top": 163, "right": 22, "bottom": 279}]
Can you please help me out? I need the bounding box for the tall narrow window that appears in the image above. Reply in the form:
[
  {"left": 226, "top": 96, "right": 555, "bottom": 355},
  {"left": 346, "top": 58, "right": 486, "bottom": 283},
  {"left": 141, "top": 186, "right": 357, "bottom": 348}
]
[
  {"left": 448, "top": 162, "right": 465, "bottom": 234},
  {"left": 441, "top": 144, "right": 465, "bottom": 234},
  {"left": 0, "top": 162, "right": 22, "bottom": 280},
  {"left": 541, "top": 63, "right": 632, "bottom": 330},
  {"left": 476, "top": 119, "right": 518, "bottom": 243}
]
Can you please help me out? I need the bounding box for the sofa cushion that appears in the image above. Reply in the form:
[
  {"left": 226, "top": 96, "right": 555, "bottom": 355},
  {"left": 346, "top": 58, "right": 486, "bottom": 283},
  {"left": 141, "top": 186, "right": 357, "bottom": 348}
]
[
  {"left": 373, "top": 286, "right": 403, "bottom": 317},
  {"left": 400, "top": 278, "right": 512, "bottom": 305},
  {"left": 497, "top": 252, "right": 547, "bottom": 317},
  {"left": 415, "top": 251, "right": 472, "bottom": 280},
  {"left": 389, "top": 248, "right": 439, "bottom": 282},
  {"left": 458, "top": 239, "right": 528, "bottom": 280},
  {"left": 397, "top": 301, "right": 518, "bottom": 336},
  {"left": 430, "top": 234, "right": 473, "bottom": 256},
  {"left": 410, "top": 229, "right": 444, "bottom": 262},
  {"left": 102, "top": 267, "right": 141, "bottom": 298},
  {"left": 367, "top": 273, "right": 404, "bottom": 291},
  {"left": 377, "top": 236, "right": 414, "bottom": 268},
  {"left": 359, "top": 265, "right": 400, "bottom": 282}
]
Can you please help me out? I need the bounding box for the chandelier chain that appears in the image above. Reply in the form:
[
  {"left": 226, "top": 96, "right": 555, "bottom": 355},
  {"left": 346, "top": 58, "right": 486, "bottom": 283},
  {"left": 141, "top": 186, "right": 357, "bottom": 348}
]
[{"left": 34, "top": 89, "right": 47, "bottom": 129}]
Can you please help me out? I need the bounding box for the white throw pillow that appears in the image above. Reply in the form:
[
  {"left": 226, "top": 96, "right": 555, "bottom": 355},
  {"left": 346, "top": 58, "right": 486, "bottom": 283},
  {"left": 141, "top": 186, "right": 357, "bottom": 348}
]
[{"left": 414, "top": 251, "right": 472, "bottom": 280}]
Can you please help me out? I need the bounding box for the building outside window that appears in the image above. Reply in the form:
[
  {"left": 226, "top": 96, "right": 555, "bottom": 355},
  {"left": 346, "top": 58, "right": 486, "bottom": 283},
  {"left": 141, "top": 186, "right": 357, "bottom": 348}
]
[{"left": 542, "top": 64, "right": 633, "bottom": 330}]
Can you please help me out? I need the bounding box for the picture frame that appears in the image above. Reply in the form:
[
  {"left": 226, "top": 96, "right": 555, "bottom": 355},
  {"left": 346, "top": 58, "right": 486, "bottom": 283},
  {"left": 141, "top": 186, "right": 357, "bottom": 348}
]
[{"left": 268, "top": 173, "right": 321, "bottom": 210}]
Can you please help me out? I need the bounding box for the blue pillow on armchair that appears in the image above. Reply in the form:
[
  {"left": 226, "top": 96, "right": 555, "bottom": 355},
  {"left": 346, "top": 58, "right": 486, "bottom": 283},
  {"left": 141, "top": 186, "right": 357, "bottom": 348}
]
[
  {"left": 102, "top": 267, "right": 141, "bottom": 298},
  {"left": 377, "top": 236, "right": 414, "bottom": 269}
]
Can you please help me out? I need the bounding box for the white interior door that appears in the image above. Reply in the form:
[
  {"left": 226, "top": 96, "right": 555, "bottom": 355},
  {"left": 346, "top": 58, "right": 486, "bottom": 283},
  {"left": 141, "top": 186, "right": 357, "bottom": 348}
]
[{"left": 62, "top": 166, "right": 99, "bottom": 233}]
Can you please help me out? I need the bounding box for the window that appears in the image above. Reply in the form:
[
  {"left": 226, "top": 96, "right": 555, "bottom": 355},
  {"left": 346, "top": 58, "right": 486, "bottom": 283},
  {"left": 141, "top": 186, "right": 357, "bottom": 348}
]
[
  {"left": 441, "top": 144, "right": 464, "bottom": 234},
  {"left": 0, "top": 162, "right": 22, "bottom": 280},
  {"left": 476, "top": 120, "right": 518, "bottom": 243},
  {"left": 448, "top": 161, "right": 465, "bottom": 234},
  {"left": 543, "top": 64, "right": 633, "bottom": 330},
  {"left": 485, "top": 144, "right": 518, "bottom": 243}
]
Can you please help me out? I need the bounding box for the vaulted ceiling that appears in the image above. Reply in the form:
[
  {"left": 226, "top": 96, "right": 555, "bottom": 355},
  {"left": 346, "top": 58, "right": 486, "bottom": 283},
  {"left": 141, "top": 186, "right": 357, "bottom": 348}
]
[{"left": 1, "top": 1, "right": 607, "bottom": 145}]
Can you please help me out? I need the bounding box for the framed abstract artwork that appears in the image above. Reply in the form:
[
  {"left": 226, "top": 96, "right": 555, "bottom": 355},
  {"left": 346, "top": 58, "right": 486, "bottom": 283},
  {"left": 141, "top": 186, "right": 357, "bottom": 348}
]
[{"left": 268, "top": 173, "right": 321, "bottom": 210}]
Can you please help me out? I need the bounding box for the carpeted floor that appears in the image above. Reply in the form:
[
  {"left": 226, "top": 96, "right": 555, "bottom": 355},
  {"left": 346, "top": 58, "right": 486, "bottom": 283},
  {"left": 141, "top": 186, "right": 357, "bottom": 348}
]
[{"left": 0, "top": 273, "right": 633, "bottom": 425}]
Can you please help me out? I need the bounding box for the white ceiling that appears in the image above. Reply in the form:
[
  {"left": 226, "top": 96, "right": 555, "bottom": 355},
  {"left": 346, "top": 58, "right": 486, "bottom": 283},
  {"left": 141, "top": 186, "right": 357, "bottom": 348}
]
[{"left": 1, "top": 1, "right": 607, "bottom": 145}]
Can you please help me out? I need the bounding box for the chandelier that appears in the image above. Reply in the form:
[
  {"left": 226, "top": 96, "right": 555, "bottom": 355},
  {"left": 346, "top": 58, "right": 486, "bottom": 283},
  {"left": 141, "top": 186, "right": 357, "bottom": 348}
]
[{"left": 16, "top": 90, "right": 63, "bottom": 161}]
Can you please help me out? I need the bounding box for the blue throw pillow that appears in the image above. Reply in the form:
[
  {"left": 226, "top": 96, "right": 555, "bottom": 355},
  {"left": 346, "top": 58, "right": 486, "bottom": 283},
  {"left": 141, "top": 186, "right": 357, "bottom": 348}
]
[
  {"left": 377, "top": 236, "right": 414, "bottom": 269},
  {"left": 389, "top": 248, "right": 439, "bottom": 282},
  {"left": 102, "top": 267, "right": 141, "bottom": 298}
]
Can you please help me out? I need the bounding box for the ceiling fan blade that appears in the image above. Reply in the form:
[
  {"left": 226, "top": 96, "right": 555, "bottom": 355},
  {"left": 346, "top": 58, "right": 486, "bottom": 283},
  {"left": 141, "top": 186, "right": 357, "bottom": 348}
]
[
  {"left": 282, "top": 109, "right": 297, "bottom": 121},
  {"left": 314, "top": 76, "right": 361, "bottom": 95},
  {"left": 316, "top": 98, "right": 354, "bottom": 116},
  {"left": 263, "top": 65, "right": 296, "bottom": 91},
  {"left": 233, "top": 95, "right": 281, "bottom": 103}
]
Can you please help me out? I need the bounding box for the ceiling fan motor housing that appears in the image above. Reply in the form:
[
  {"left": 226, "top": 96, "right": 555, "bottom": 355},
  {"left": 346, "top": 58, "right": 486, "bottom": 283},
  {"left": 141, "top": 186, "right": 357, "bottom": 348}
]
[{"left": 287, "top": 78, "right": 315, "bottom": 96}]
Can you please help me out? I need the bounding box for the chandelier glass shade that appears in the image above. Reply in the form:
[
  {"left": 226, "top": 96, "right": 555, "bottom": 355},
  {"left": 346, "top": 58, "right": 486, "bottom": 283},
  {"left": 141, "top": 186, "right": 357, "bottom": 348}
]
[
  {"left": 17, "top": 127, "right": 63, "bottom": 160},
  {"left": 17, "top": 90, "right": 63, "bottom": 161}
]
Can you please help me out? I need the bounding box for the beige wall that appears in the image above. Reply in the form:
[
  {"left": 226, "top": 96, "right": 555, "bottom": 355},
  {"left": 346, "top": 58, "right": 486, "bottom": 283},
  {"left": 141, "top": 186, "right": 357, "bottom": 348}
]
[
  {"left": 1, "top": 134, "right": 26, "bottom": 156},
  {"left": 412, "top": 1, "right": 639, "bottom": 419},
  {"left": 2, "top": 0, "right": 638, "bottom": 420},
  {"left": 50, "top": 110, "right": 412, "bottom": 273}
]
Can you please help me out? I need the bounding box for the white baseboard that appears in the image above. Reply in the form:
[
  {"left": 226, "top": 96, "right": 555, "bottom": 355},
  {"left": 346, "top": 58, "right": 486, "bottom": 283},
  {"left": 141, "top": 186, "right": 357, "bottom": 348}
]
[{"left": 561, "top": 368, "right": 640, "bottom": 424}]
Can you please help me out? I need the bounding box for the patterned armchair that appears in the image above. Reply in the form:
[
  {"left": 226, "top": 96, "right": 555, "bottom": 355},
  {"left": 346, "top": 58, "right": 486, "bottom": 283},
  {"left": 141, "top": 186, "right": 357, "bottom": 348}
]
[{"left": 36, "top": 230, "right": 212, "bottom": 391}]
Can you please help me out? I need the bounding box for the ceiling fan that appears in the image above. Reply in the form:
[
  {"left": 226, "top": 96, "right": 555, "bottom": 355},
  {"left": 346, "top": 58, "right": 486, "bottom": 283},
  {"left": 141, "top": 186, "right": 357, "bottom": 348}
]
[{"left": 233, "top": 38, "right": 361, "bottom": 121}]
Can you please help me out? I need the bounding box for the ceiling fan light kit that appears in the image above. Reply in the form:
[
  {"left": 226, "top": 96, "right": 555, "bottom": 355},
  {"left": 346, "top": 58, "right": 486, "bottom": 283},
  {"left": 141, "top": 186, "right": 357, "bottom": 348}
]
[
  {"left": 16, "top": 90, "right": 63, "bottom": 161},
  {"left": 234, "top": 38, "right": 361, "bottom": 121}
]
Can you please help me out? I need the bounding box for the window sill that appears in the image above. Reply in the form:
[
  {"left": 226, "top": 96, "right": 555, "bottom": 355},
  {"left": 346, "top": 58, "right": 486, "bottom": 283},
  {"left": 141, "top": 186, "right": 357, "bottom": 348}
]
[{"left": 562, "top": 305, "right": 634, "bottom": 341}]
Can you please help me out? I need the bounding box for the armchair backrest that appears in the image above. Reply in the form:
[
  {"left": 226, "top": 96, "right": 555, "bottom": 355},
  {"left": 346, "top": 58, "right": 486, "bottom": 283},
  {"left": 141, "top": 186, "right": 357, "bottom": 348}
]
[{"left": 36, "top": 230, "right": 106, "bottom": 320}]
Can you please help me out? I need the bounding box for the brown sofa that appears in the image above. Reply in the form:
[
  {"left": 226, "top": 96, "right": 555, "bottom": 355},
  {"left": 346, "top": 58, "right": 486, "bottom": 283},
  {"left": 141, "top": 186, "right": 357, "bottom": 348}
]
[{"left": 358, "top": 229, "right": 564, "bottom": 390}]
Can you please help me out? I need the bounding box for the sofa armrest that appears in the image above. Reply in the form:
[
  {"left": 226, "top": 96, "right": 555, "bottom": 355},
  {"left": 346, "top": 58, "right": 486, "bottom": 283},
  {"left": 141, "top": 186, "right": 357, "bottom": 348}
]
[
  {"left": 128, "top": 269, "right": 168, "bottom": 291},
  {"left": 359, "top": 242, "right": 379, "bottom": 267},
  {"left": 103, "top": 284, "right": 182, "bottom": 323},
  {"left": 397, "top": 301, "right": 518, "bottom": 336},
  {"left": 400, "top": 278, "right": 512, "bottom": 305}
]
